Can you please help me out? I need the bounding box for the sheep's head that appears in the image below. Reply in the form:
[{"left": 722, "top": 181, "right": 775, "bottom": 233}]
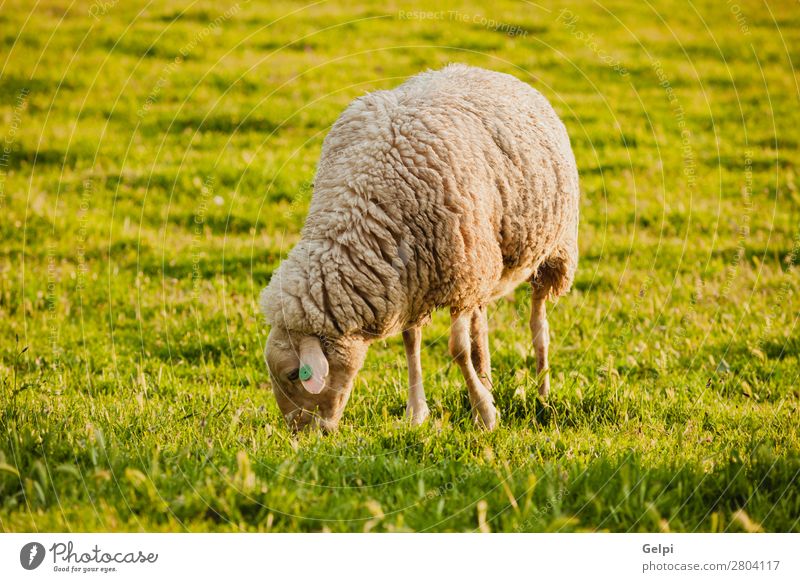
[{"left": 264, "top": 326, "right": 368, "bottom": 432}]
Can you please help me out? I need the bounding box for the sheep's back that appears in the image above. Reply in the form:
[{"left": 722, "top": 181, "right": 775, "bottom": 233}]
[{"left": 306, "top": 64, "right": 579, "bottom": 331}]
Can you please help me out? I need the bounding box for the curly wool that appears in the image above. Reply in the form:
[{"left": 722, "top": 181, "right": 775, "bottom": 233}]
[{"left": 261, "top": 64, "right": 579, "bottom": 339}]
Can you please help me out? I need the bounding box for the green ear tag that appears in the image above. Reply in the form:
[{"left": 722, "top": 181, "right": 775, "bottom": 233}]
[{"left": 299, "top": 364, "right": 313, "bottom": 382}]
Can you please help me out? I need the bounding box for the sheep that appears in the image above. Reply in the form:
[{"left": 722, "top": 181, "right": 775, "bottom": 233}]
[{"left": 260, "top": 64, "right": 579, "bottom": 432}]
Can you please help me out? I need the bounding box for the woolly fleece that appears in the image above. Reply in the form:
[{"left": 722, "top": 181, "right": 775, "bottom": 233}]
[{"left": 261, "top": 64, "right": 579, "bottom": 341}]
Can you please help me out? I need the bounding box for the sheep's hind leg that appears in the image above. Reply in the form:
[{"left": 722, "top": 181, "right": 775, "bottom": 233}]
[
  {"left": 530, "top": 287, "right": 551, "bottom": 397},
  {"left": 449, "top": 309, "right": 498, "bottom": 430},
  {"left": 403, "top": 326, "right": 430, "bottom": 425}
]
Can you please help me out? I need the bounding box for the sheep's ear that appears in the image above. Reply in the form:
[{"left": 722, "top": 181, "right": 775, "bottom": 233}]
[{"left": 298, "top": 336, "right": 329, "bottom": 394}]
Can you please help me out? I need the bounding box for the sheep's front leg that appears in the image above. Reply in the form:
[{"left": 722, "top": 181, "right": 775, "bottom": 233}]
[
  {"left": 449, "top": 309, "right": 498, "bottom": 430},
  {"left": 530, "top": 292, "right": 550, "bottom": 397},
  {"left": 403, "top": 327, "right": 430, "bottom": 425}
]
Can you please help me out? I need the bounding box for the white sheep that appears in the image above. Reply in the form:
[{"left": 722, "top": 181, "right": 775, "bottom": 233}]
[{"left": 261, "top": 64, "right": 579, "bottom": 431}]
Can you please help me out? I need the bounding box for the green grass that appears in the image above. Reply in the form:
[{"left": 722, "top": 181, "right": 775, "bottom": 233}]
[{"left": 1, "top": 0, "right": 799, "bottom": 532}]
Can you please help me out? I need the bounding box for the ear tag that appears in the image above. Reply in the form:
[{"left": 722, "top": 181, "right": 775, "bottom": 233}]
[{"left": 299, "top": 364, "right": 313, "bottom": 381}]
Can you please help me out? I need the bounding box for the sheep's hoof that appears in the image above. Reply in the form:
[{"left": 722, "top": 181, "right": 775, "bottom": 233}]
[
  {"left": 406, "top": 402, "right": 430, "bottom": 426},
  {"left": 472, "top": 401, "right": 498, "bottom": 431}
]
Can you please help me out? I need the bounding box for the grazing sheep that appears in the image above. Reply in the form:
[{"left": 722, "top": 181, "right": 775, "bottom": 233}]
[{"left": 260, "top": 64, "right": 579, "bottom": 431}]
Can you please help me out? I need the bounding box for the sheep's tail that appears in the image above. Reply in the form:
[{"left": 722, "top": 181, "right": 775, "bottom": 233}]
[{"left": 531, "top": 244, "right": 577, "bottom": 299}]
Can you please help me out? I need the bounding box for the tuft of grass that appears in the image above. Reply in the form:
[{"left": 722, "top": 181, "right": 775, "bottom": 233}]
[{"left": 1, "top": 0, "right": 798, "bottom": 532}]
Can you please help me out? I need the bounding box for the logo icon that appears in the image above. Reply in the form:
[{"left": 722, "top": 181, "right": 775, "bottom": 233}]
[{"left": 20, "top": 542, "right": 46, "bottom": 570}]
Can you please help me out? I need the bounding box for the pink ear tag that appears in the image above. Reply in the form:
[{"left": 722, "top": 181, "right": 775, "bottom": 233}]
[{"left": 300, "top": 364, "right": 326, "bottom": 394}]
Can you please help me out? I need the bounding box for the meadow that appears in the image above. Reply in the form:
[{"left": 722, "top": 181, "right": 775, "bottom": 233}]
[{"left": 1, "top": 0, "right": 799, "bottom": 532}]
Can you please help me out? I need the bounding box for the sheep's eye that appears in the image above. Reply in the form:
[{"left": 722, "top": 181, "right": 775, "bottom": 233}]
[{"left": 286, "top": 369, "right": 300, "bottom": 382}]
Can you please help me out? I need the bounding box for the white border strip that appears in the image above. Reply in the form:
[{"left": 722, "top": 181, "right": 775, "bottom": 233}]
[{"left": 1, "top": 533, "right": 797, "bottom": 581}]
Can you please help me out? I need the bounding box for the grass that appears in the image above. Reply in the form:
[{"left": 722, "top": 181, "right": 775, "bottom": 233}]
[{"left": 1, "top": 0, "right": 799, "bottom": 532}]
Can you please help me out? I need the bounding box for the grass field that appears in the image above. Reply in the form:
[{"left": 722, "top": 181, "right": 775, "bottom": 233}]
[{"left": 1, "top": 0, "right": 799, "bottom": 532}]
